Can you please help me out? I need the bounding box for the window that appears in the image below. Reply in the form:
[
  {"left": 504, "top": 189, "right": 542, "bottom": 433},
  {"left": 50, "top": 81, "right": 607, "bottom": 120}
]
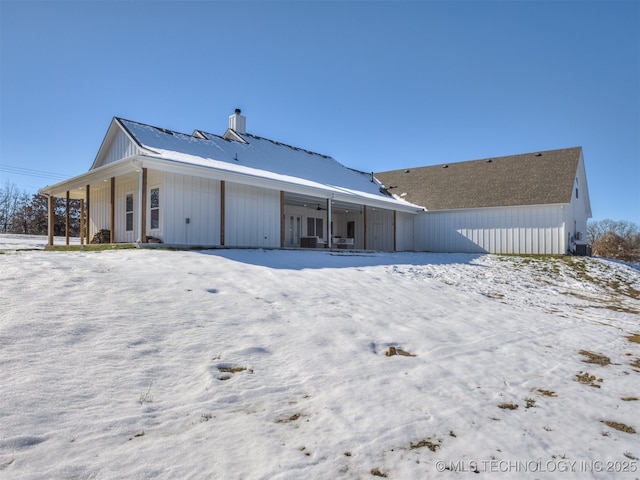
[
  {"left": 125, "top": 194, "right": 134, "bottom": 231},
  {"left": 347, "top": 221, "right": 355, "bottom": 239},
  {"left": 307, "top": 217, "right": 324, "bottom": 239},
  {"left": 150, "top": 188, "right": 160, "bottom": 230},
  {"left": 576, "top": 188, "right": 579, "bottom": 199}
]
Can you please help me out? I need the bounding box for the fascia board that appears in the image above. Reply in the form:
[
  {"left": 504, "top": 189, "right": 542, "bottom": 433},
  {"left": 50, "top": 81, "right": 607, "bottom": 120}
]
[
  {"left": 89, "top": 118, "right": 157, "bottom": 170},
  {"left": 90, "top": 118, "right": 125, "bottom": 170},
  {"left": 422, "top": 203, "right": 570, "bottom": 214},
  {"left": 577, "top": 152, "right": 593, "bottom": 218},
  {"left": 40, "top": 154, "right": 423, "bottom": 213},
  {"left": 40, "top": 156, "right": 140, "bottom": 198}
]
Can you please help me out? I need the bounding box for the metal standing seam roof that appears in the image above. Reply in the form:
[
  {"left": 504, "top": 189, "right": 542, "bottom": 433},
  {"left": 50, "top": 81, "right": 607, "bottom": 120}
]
[
  {"left": 374, "top": 147, "right": 583, "bottom": 211},
  {"left": 117, "top": 118, "right": 390, "bottom": 198}
]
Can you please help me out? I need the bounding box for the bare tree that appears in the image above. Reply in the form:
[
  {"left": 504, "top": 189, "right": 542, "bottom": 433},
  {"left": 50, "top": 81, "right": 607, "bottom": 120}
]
[
  {"left": 588, "top": 219, "right": 640, "bottom": 263},
  {"left": 13, "top": 194, "right": 81, "bottom": 236},
  {"left": 0, "top": 186, "right": 81, "bottom": 237},
  {"left": 0, "top": 181, "right": 27, "bottom": 233}
]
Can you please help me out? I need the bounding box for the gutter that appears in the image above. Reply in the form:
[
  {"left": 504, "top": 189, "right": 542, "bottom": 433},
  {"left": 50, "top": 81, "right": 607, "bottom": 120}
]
[{"left": 39, "top": 155, "right": 143, "bottom": 198}]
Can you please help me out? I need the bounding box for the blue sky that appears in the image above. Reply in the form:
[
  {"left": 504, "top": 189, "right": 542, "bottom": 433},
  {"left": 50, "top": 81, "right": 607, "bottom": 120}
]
[{"left": 1, "top": 0, "right": 638, "bottom": 224}]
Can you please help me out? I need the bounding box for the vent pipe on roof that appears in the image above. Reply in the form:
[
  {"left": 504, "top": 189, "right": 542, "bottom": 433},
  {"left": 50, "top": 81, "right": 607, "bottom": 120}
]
[{"left": 229, "top": 108, "right": 246, "bottom": 134}]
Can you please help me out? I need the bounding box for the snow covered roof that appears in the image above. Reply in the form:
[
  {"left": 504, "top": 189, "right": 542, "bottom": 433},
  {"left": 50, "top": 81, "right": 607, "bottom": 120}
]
[{"left": 117, "top": 118, "right": 414, "bottom": 209}]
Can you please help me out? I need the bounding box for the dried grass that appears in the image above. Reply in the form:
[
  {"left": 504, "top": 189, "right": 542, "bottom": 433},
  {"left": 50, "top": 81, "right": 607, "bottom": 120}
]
[
  {"left": 601, "top": 420, "right": 636, "bottom": 434},
  {"left": 579, "top": 350, "right": 611, "bottom": 366}
]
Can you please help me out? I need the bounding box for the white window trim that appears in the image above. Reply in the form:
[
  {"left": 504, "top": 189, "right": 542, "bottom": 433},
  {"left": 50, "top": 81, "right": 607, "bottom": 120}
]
[
  {"left": 149, "top": 186, "right": 161, "bottom": 231},
  {"left": 125, "top": 192, "right": 134, "bottom": 232}
]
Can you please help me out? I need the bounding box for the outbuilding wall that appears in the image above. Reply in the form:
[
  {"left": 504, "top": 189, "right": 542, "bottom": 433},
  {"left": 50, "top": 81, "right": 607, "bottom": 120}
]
[{"left": 415, "top": 204, "right": 567, "bottom": 254}]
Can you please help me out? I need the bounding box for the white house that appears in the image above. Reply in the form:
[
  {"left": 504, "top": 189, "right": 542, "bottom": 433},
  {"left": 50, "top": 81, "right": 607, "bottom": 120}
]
[
  {"left": 375, "top": 147, "right": 592, "bottom": 255},
  {"left": 41, "top": 111, "right": 592, "bottom": 255},
  {"left": 40, "top": 110, "right": 423, "bottom": 251}
]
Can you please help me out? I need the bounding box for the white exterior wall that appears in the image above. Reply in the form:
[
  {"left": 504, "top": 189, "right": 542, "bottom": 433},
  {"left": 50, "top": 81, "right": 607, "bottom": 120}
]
[
  {"left": 114, "top": 174, "right": 139, "bottom": 243},
  {"left": 395, "top": 211, "right": 415, "bottom": 252},
  {"left": 415, "top": 205, "right": 567, "bottom": 254},
  {"left": 224, "top": 183, "right": 280, "bottom": 248},
  {"left": 102, "top": 129, "right": 139, "bottom": 166},
  {"left": 566, "top": 164, "right": 590, "bottom": 248},
  {"left": 161, "top": 172, "right": 221, "bottom": 245},
  {"left": 86, "top": 174, "right": 142, "bottom": 243},
  {"left": 366, "top": 208, "right": 395, "bottom": 251},
  {"left": 146, "top": 171, "right": 165, "bottom": 241},
  {"left": 87, "top": 184, "right": 110, "bottom": 239}
]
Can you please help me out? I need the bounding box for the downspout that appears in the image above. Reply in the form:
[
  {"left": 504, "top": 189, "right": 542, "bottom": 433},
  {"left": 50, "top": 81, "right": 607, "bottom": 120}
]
[
  {"left": 130, "top": 159, "right": 144, "bottom": 243},
  {"left": 44, "top": 193, "right": 54, "bottom": 247},
  {"left": 327, "top": 196, "right": 332, "bottom": 248}
]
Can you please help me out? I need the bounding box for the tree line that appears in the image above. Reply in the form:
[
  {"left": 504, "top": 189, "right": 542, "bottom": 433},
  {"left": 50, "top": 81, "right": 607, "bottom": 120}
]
[{"left": 1, "top": 181, "right": 81, "bottom": 237}]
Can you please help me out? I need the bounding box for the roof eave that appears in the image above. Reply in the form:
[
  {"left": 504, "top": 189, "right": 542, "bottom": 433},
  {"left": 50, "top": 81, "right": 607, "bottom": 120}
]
[
  {"left": 138, "top": 155, "right": 422, "bottom": 213},
  {"left": 423, "top": 202, "right": 574, "bottom": 213},
  {"left": 40, "top": 155, "right": 142, "bottom": 198}
]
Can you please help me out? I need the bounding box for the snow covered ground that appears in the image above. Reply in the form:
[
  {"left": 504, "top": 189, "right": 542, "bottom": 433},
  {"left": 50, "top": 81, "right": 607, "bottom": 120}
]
[
  {"left": 0, "top": 234, "right": 80, "bottom": 250},
  {"left": 1, "top": 234, "right": 639, "bottom": 479}
]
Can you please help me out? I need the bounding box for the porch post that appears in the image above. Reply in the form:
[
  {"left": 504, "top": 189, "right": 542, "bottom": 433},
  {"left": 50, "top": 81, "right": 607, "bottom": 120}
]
[
  {"left": 141, "top": 168, "right": 147, "bottom": 243},
  {"left": 136, "top": 169, "right": 142, "bottom": 243},
  {"left": 65, "top": 191, "right": 70, "bottom": 246},
  {"left": 280, "top": 191, "right": 285, "bottom": 248},
  {"left": 363, "top": 205, "right": 368, "bottom": 250},
  {"left": 80, "top": 198, "right": 85, "bottom": 246},
  {"left": 220, "top": 180, "right": 225, "bottom": 246},
  {"left": 47, "top": 195, "right": 55, "bottom": 246},
  {"left": 85, "top": 185, "right": 91, "bottom": 244},
  {"left": 110, "top": 177, "right": 115, "bottom": 243}
]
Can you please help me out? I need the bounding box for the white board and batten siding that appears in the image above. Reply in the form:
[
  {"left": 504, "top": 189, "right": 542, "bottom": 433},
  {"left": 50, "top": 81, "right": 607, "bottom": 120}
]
[
  {"left": 87, "top": 172, "right": 280, "bottom": 247},
  {"left": 99, "top": 128, "right": 140, "bottom": 167},
  {"left": 161, "top": 174, "right": 280, "bottom": 247},
  {"left": 86, "top": 172, "right": 149, "bottom": 243},
  {"left": 395, "top": 211, "right": 415, "bottom": 252},
  {"left": 366, "top": 208, "right": 395, "bottom": 252},
  {"left": 415, "top": 205, "right": 567, "bottom": 255},
  {"left": 161, "top": 172, "right": 222, "bottom": 246},
  {"left": 224, "top": 183, "right": 281, "bottom": 248},
  {"left": 565, "top": 174, "right": 589, "bottom": 246},
  {"left": 114, "top": 174, "right": 140, "bottom": 243},
  {"left": 87, "top": 184, "right": 109, "bottom": 240}
]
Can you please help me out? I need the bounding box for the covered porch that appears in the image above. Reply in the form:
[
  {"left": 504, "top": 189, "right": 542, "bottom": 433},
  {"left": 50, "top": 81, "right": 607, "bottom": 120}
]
[
  {"left": 41, "top": 159, "right": 420, "bottom": 251},
  {"left": 282, "top": 192, "right": 407, "bottom": 252},
  {"left": 40, "top": 160, "right": 150, "bottom": 248}
]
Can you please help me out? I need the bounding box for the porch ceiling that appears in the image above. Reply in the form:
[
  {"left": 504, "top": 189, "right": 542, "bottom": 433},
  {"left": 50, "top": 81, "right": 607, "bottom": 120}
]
[{"left": 283, "top": 192, "right": 364, "bottom": 214}]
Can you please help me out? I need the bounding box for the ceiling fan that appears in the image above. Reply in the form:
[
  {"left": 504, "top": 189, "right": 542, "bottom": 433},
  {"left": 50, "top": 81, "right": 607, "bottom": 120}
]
[{"left": 315, "top": 203, "right": 327, "bottom": 211}]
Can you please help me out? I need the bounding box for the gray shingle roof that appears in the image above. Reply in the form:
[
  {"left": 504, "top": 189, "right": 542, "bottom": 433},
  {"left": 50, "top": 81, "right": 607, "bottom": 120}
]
[{"left": 375, "top": 147, "right": 582, "bottom": 211}]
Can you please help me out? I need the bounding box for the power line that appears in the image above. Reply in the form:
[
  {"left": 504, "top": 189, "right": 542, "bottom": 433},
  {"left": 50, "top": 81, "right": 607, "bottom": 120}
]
[{"left": 0, "top": 164, "right": 73, "bottom": 181}]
